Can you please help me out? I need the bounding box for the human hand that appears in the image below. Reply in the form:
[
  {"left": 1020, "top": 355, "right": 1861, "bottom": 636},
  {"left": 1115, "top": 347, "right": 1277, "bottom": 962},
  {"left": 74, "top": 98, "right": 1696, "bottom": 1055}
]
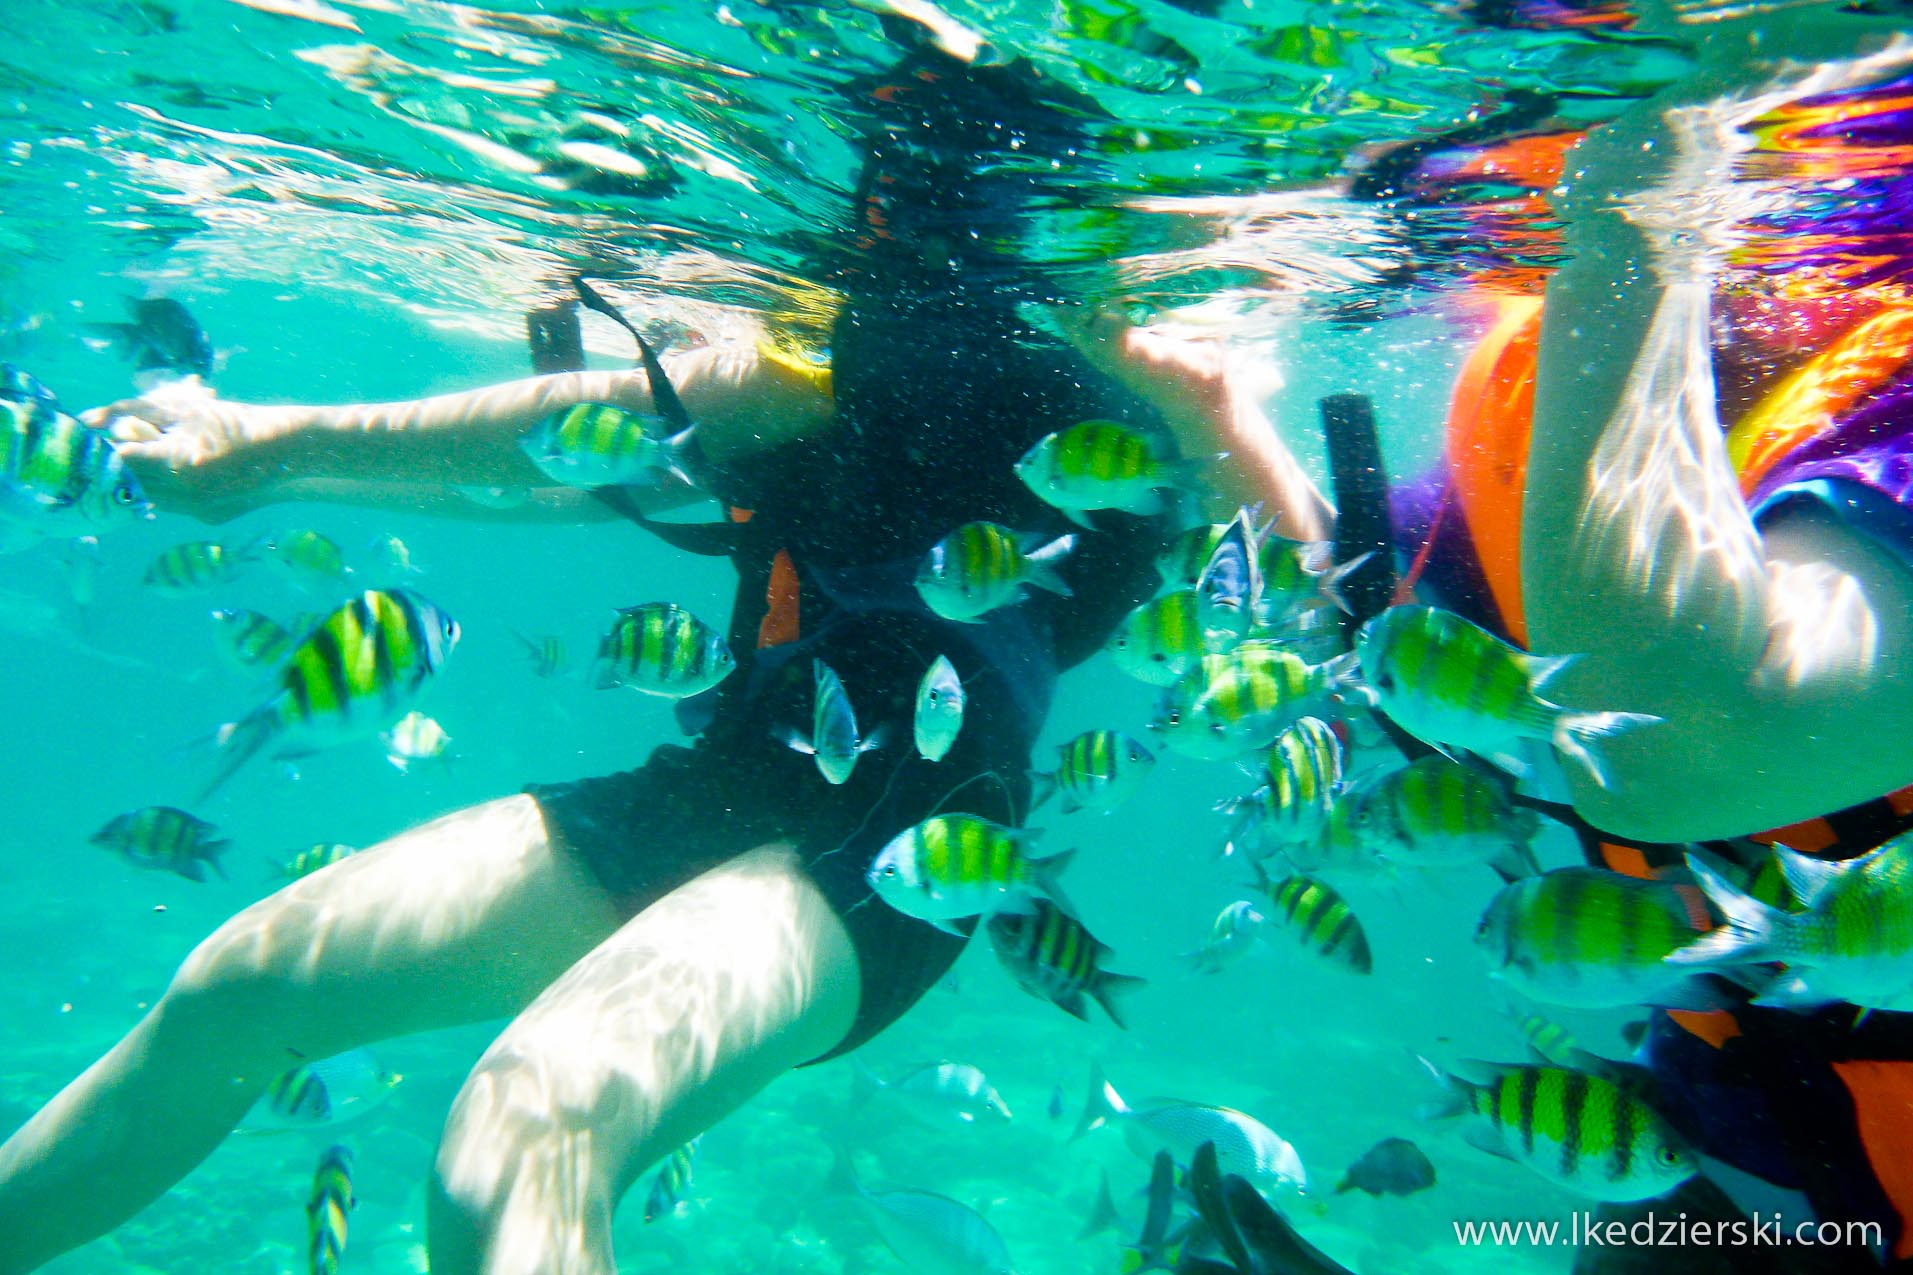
[{"left": 79, "top": 381, "right": 279, "bottom": 523}]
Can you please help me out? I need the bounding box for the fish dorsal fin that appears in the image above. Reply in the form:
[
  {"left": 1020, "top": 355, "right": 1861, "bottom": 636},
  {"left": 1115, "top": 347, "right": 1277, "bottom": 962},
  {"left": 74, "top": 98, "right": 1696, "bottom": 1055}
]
[{"left": 1774, "top": 844, "right": 1845, "bottom": 908}]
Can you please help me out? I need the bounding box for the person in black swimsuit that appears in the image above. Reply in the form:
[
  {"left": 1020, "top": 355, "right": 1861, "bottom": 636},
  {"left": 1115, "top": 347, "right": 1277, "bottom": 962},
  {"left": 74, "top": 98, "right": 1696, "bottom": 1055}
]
[{"left": 0, "top": 48, "right": 1266, "bottom": 1275}]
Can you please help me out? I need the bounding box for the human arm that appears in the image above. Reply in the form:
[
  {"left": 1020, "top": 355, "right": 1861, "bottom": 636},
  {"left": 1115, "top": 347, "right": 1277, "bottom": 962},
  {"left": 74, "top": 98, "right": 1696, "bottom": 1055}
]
[
  {"left": 1522, "top": 9, "right": 1913, "bottom": 841},
  {"left": 1049, "top": 308, "right": 1334, "bottom": 541},
  {"left": 87, "top": 340, "right": 835, "bottom": 524}
]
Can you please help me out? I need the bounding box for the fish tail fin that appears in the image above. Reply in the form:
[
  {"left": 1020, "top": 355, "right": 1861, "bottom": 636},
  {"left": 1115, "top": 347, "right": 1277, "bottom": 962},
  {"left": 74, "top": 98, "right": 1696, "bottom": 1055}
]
[
  {"left": 196, "top": 707, "right": 278, "bottom": 802},
  {"left": 824, "top": 1143, "right": 862, "bottom": 1199},
  {"left": 1072, "top": 1062, "right": 1129, "bottom": 1140},
  {"left": 1091, "top": 972, "right": 1146, "bottom": 1030},
  {"left": 849, "top": 1060, "right": 884, "bottom": 1109},
  {"left": 1023, "top": 534, "right": 1076, "bottom": 598},
  {"left": 1078, "top": 1168, "right": 1122, "bottom": 1240},
  {"left": 659, "top": 423, "right": 702, "bottom": 488},
  {"left": 1552, "top": 711, "right": 1662, "bottom": 789},
  {"left": 1030, "top": 847, "right": 1078, "bottom": 916},
  {"left": 204, "top": 840, "right": 232, "bottom": 881},
  {"left": 1029, "top": 769, "right": 1058, "bottom": 812},
  {"left": 1319, "top": 551, "right": 1375, "bottom": 615},
  {"left": 1665, "top": 848, "right": 1787, "bottom": 968},
  {"left": 1413, "top": 1054, "right": 1470, "bottom": 1122}
]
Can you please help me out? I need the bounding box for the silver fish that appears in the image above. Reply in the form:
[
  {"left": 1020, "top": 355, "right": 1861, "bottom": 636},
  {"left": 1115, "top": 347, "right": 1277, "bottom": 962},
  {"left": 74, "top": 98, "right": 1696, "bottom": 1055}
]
[{"left": 914, "top": 654, "right": 965, "bottom": 762}]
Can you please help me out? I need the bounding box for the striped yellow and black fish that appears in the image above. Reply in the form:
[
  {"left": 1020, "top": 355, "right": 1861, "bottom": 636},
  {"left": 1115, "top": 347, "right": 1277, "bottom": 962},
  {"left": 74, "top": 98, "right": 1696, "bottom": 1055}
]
[
  {"left": 519, "top": 401, "right": 697, "bottom": 489},
  {"left": 0, "top": 387, "right": 151, "bottom": 552},
  {"left": 1421, "top": 1061, "right": 1695, "bottom": 1202},
  {"left": 89, "top": 805, "right": 229, "bottom": 882},
  {"left": 1032, "top": 729, "right": 1156, "bottom": 813},
  {"left": 1152, "top": 645, "right": 1356, "bottom": 761},
  {"left": 307, "top": 1144, "right": 355, "bottom": 1275},
  {"left": 987, "top": 898, "right": 1145, "bottom": 1027},
  {"left": 915, "top": 521, "right": 1074, "bottom": 623},
  {"left": 869, "top": 814, "right": 1073, "bottom": 927},
  {"left": 1508, "top": 1006, "right": 1584, "bottom": 1068},
  {"left": 513, "top": 630, "right": 570, "bottom": 679},
  {"left": 1217, "top": 716, "right": 1345, "bottom": 858},
  {"left": 202, "top": 588, "right": 460, "bottom": 798},
  {"left": 1107, "top": 588, "right": 1207, "bottom": 687},
  {"left": 279, "top": 842, "right": 360, "bottom": 879},
  {"left": 644, "top": 1137, "right": 700, "bottom": 1223},
  {"left": 246, "top": 1048, "right": 401, "bottom": 1131},
  {"left": 1356, "top": 605, "right": 1659, "bottom": 787},
  {"left": 1352, "top": 754, "right": 1540, "bottom": 878},
  {"left": 210, "top": 608, "right": 296, "bottom": 670},
  {"left": 1013, "top": 419, "right": 1197, "bottom": 526},
  {"left": 1476, "top": 867, "right": 1720, "bottom": 1011},
  {"left": 591, "top": 602, "right": 734, "bottom": 697},
  {"left": 144, "top": 539, "right": 251, "bottom": 595},
  {"left": 1254, "top": 870, "right": 1371, "bottom": 973},
  {"left": 264, "top": 529, "right": 350, "bottom": 589}
]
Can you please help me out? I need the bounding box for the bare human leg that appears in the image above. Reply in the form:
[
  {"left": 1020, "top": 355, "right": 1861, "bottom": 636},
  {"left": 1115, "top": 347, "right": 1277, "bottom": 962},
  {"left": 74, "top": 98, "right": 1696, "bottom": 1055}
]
[
  {"left": 0, "top": 793, "right": 625, "bottom": 1275},
  {"left": 427, "top": 842, "right": 862, "bottom": 1275},
  {"left": 1524, "top": 8, "right": 1913, "bottom": 840}
]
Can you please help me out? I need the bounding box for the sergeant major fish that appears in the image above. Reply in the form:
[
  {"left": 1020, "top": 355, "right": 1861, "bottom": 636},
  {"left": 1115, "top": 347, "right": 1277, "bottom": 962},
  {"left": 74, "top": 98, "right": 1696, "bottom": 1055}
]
[
  {"left": 1419, "top": 1059, "right": 1694, "bottom": 1202},
  {"left": 1477, "top": 866, "right": 1723, "bottom": 1011},
  {"left": 1107, "top": 588, "right": 1207, "bottom": 687},
  {"left": 916, "top": 521, "right": 1074, "bottom": 623},
  {"left": 914, "top": 654, "right": 965, "bottom": 762},
  {"left": 986, "top": 898, "right": 1144, "bottom": 1027},
  {"left": 1253, "top": 867, "right": 1372, "bottom": 974},
  {"left": 644, "top": 1138, "right": 700, "bottom": 1223},
  {"left": 210, "top": 609, "right": 296, "bottom": 671},
  {"left": 1356, "top": 605, "right": 1659, "bottom": 787},
  {"left": 243, "top": 1049, "right": 401, "bottom": 1131},
  {"left": 1353, "top": 754, "right": 1541, "bottom": 879},
  {"left": 201, "top": 588, "right": 460, "bottom": 798},
  {"left": 1216, "top": 716, "right": 1344, "bottom": 858},
  {"left": 90, "top": 806, "right": 229, "bottom": 882},
  {"left": 383, "top": 710, "right": 453, "bottom": 773},
  {"left": 1669, "top": 839, "right": 1913, "bottom": 1012},
  {"left": 1013, "top": 418, "right": 1201, "bottom": 527},
  {"left": 778, "top": 660, "right": 882, "bottom": 784},
  {"left": 1196, "top": 507, "right": 1262, "bottom": 648},
  {"left": 1152, "top": 646, "right": 1358, "bottom": 762},
  {"left": 307, "top": 1144, "right": 354, "bottom": 1275},
  {"left": 144, "top": 540, "right": 252, "bottom": 595},
  {"left": 518, "top": 401, "right": 698, "bottom": 489},
  {"left": 592, "top": 602, "right": 734, "bottom": 697},
  {"left": 0, "top": 388, "right": 151, "bottom": 553},
  {"left": 868, "top": 814, "right": 1073, "bottom": 931},
  {"left": 1031, "top": 729, "right": 1155, "bottom": 813}
]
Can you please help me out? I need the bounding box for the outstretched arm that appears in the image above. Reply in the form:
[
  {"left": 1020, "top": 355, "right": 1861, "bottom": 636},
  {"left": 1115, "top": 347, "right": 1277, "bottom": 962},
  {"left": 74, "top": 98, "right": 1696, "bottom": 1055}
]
[
  {"left": 87, "top": 340, "right": 834, "bottom": 524},
  {"left": 1524, "top": 10, "right": 1913, "bottom": 841},
  {"left": 1051, "top": 308, "right": 1334, "bottom": 541}
]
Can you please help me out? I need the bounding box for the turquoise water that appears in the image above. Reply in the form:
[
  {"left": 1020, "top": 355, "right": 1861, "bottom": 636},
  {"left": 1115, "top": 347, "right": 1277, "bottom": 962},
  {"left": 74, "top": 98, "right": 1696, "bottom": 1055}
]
[{"left": 2, "top": 0, "right": 1908, "bottom": 1273}]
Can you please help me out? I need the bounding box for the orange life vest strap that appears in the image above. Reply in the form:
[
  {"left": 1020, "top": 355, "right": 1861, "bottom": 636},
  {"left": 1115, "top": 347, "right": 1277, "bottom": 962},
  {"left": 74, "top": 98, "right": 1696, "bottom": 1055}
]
[
  {"left": 1444, "top": 295, "right": 1542, "bottom": 647},
  {"left": 1831, "top": 1059, "right": 1913, "bottom": 1260},
  {"left": 757, "top": 548, "right": 801, "bottom": 650}
]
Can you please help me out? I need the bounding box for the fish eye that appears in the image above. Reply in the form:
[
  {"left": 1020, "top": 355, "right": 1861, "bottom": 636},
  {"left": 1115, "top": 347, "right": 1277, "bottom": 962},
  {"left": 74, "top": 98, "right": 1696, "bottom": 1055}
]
[
  {"left": 442, "top": 618, "right": 457, "bottom": 639},
  {"left": 1657, "top": 1146, "right": 1681, "bottom": 1167},
  {"left": 1112, "top": 635, "right": 1129, "bottom": 649},
  {"left": 1165, "top": 710, "right": 1181, "bottom": 726},
  {"left": 880, "top": 864, "right": 898, "bottom": 878},
  {"left": 1150, "top": 652, "right": 1166, "bottom": 662},
  {"left": 113, "top": 486, "right": 135, "bottom": 505},
  {"left": 1209, "top": 720, "right": 1226, "bottom": 734}
]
